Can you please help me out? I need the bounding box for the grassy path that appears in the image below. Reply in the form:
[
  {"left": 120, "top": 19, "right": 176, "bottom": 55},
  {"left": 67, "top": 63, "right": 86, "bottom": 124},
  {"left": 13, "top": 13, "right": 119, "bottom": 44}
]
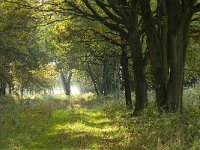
[
  {"left": 0, "top": 96, "right": 131, "bottom": 149},
  {"left": 0, "top": 95, "right": 199, "bottom": 149}
]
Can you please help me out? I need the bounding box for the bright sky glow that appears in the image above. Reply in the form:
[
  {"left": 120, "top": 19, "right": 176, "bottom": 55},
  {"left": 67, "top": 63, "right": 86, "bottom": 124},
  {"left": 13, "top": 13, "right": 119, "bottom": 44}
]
[{"left": 71, "top": 86, "right": 81, "bottom": 95}]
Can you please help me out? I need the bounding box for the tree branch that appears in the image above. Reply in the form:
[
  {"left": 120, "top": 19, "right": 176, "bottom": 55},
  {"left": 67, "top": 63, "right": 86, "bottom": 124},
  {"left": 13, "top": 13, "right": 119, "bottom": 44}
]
[{"left": 193, "top": 3, "right": 200, "bottom": 13}]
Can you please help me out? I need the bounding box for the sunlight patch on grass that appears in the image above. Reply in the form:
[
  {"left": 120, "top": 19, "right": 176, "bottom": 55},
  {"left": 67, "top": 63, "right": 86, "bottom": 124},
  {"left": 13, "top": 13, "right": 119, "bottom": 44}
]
[
  {"left": 54, "top": 122, "right": 119, "bottom": 135},
  {"left": 41, "top": 107, "right": 129, "bottom": 149},
  {"left": 45, "top": 120, "right": 126, "bottom": 149}
]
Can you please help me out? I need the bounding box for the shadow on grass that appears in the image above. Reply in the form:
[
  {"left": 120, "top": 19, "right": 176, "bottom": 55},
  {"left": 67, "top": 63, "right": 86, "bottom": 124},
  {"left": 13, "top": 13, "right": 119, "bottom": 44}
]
[
  {"left": 36, "top": 109, "right": 126, "bottom": 149},
  {"left": 0, "top": 102, "right": 129, "bottom": 150}
]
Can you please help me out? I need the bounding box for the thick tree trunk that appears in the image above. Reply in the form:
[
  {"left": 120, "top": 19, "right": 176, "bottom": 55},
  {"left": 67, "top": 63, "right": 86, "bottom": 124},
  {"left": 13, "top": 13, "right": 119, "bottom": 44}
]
[
  {"left": 140, "top": 0, "right": 193, "bottom": 112},
  {"left": 132, "top": 49, "right": 148, "bottom": 112},
  {"left": 154, "top": 31, "right": 185, "bottom": 112},
  {"left": 120, "top": 49, "right": 132, "bottom": 109},
  {"left": 167, "top": 29, "right": 185, "bottom": 111},
  {"left": 128, "top": 7, "right": 148, "bottom": 113}
]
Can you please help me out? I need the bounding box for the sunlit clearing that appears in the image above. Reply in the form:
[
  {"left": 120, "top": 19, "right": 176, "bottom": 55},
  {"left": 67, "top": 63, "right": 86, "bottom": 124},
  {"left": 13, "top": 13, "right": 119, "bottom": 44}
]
[{"left": 71, "top": 86, "right": 81, "bottom": 95}]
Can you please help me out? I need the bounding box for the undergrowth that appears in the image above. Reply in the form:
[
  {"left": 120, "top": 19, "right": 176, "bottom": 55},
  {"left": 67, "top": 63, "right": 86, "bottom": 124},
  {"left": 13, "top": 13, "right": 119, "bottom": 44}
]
[{"left": 0, "top": 92, "right": 199, "bottom": 150}]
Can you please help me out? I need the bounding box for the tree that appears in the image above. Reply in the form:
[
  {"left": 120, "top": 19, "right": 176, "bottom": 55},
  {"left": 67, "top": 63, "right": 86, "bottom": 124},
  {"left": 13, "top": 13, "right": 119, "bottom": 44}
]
[
  {"left": 0, "top": 0, "right": 54, "bottom": 96},
  {"left": 139, "top": 0, "right": 200, "bottom": 112},
  {"left": 62, "top": 0, "right": 148, "bottom": 112}
]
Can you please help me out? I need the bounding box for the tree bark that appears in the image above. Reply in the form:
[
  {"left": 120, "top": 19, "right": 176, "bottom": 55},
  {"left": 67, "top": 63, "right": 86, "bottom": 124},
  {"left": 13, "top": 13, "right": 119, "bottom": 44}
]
[
  {"left": 127, "top": 4, "right": 148, "bottom": 113},
  {"left": 120, "top": 49, "right": 132, "bottom": 109},
  {"left": 140, "top": 0, "right": 194, "bottom": 112}
]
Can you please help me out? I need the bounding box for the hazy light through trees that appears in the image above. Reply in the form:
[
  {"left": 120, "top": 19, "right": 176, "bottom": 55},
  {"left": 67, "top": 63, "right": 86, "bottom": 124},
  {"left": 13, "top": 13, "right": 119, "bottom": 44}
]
[
  {"left": 71, "top": 86, "right": 81, "bottom": 95},
  {"left": 53, "top": 86, "right": 81, "bottom": 95}
]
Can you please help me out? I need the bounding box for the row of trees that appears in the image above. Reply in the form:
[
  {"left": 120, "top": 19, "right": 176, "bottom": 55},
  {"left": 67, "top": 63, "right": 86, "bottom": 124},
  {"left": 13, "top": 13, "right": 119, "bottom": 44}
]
[
  {"left": 45, "top": 0, "right": 200, "bottom": 113},
  {"left": 1, "top": 0, "right": 199, "bottom": 114}
]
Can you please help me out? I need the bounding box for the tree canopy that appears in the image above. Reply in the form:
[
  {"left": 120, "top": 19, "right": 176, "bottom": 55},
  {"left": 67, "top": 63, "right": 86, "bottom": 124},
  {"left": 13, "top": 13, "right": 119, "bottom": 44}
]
[{"left": 0, "top": 0, "right": 200, "bottom": 112}]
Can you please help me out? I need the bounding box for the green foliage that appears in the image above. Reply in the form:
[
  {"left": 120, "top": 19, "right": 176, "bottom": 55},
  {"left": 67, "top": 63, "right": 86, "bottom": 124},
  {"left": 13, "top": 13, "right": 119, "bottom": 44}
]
[
  {"left": 185, "top": 41, "right": 200, "bottom": 80},
  {"left": 0, "top": 0, "right": 55, "bottom": 95}
]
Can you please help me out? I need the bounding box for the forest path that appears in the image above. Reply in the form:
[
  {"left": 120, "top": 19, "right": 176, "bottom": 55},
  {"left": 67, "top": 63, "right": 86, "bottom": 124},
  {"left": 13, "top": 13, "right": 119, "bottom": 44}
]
[{"left": 0, "top": 96, "right": 131, "bottom": 150}]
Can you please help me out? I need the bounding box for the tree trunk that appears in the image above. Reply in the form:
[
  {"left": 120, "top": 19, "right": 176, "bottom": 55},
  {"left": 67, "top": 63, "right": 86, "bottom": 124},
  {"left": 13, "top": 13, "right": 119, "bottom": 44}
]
[
  {"left": 131, "top": 47, "right": 148, "bottom": 113},
  {"left": 167, "top": 28, "right": 185, "bottom": 112},
  {"left": 87, "top": 63, "right": 100, "bottom": 95},
  {"left": 113, "top": 65, "right": 121, "bottom": 101},
  {"left": 106, "top": 75, "right": 112, "bottom": 94},
  {"left": 0, "top": 81, "right": 6, "bottom": 96},
  {"left": 140, "top": 0, "right": 193, "bottom": 112},
  {"left": 8, "top": 84, "right": 13, "bottom": 95},
  {"left": 127, "top": 5, "right": 148, "bottom": 113},
  {"left": 102, "top": 60, "right": 108, "bottom": 95},
  {"left": 20, "top": 87, "right": 24, "bottom": 98},
  {"left": 120, "top": 49, "right": 132, "bottom": 109},
  {"left": 60, "top": 70, "right": 72, "bottom": 96}
]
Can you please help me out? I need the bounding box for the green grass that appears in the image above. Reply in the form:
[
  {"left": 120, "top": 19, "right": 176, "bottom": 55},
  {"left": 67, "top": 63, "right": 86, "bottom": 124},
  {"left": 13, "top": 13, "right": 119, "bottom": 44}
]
[{"left": 0, "top": 94, "right": 199, "bottom": 150}]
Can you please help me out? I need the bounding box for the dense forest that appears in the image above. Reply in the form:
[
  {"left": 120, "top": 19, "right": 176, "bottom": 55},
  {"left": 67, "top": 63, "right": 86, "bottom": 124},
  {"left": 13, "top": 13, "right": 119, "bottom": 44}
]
[{"left": 0, "top": 0, "right": 200, "bottom": 149}]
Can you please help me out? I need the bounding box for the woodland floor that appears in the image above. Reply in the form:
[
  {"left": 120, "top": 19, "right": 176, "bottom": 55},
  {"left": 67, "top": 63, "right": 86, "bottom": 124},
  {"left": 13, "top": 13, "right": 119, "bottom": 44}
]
[{"left": 0, "top": 94, "right": 199, "bottom": 150}]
